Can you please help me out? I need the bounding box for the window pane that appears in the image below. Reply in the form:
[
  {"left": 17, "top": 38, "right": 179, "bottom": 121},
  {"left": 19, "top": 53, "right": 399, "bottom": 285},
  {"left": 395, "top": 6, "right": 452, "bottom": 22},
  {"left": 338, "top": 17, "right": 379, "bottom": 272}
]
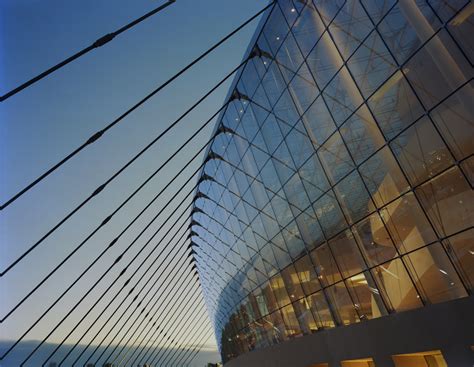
[
  {"left": 340, "top": 105, "right": 386, "bottom": 164},
  {"left": 329, "top": 230, "right": 367, "bottom": 278},
  {"left": 325, "top": 282, "right": 359, "bottom": 325},
  {"left": 345, "top": 271, "right": 388, "bottom": 320},
  {"left": 306, "top": 291, "right": 336, "bottom": 329},
  {"left": 270, "top": 274, "right": 292, "bottom": 308},
  {"left": 268, "top": 309, "right": 288, "bottom": 343},
  {"left": 262, "top": 281, "right": 279, "bottom": 313},
  {"left": 310, "top": 243, "right": 342, "bottom": 286},
  {"left": 294, "top": 254, "right": 322, "bottom": 295},
  {"left": 334, "top": 170, "right": 375, "bottom": 224},
  {"left": 443, "top": 229, "right": 474, "bottom": 291},
  {"left": 416, "top": 166, "right": 474, "bottom": 237},
  {"left": 369, "top": 71, "right": 425, "bottom": 140},
  {"left": 281, "top": 264, "right": 305, "bottom": 301},
  {"left": 381, "top": 192, "right": 437, "bottom": 253},
  {"left": 430, "top": 81, "right": 474, "bottom": 160},
  {"left": 359, "top": 146, "right": 410, "bottom": 208},
  {"left": 403, "top": 242, "right": 468, "bottom": 303},
  {"left": 371, "top": 258, "right": 423, "bottom": 312},
  {"left": 307, "top": 31, "right": 343, "bottom": 89},
  {"left": 329, "top": 0, "right": 373, "bottom": 60},
  {"left": 323, "top": 67, "right": 364, "bottom": 125},
  {"left": 352, "top": 213, "right": 398, "bottom": 266},
  {"left": 302, "top": 96, "right": 337, "bottom": 145},
  {"left": 347, "top": 31, "right": 397, "bottom": 98},
  {"left": 460, "top": 156, "right": 474, "bottom": 186},
  {"left": 292, "top": 5, "right": 324, "bottom": 58},
  {"left": 404, "top": 29, "right": 472, "bottom": 109},
  {"left": 292, "top": 298, "right": 318, "bottom": 334},
  {"left": 319, "top": 131, "right": 355, "bottom": 184},
  {"left": 280, "top": 303, "right": 303, "bottom": 338},
  {"left": 377, "top": 0, "right": 442, "bottom": 64},
  {"left": 391, "top": 116, "right": 455, "bottom": 186},
  {"left": 313, "top": 190, "right": 348, "bottom": 238}
]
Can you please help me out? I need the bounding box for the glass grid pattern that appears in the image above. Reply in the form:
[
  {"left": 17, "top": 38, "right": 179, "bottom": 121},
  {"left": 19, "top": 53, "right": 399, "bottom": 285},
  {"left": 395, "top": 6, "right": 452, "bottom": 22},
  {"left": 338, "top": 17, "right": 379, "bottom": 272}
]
[{"left": 192, "top": 0, "right": 474, "bottom": 363}]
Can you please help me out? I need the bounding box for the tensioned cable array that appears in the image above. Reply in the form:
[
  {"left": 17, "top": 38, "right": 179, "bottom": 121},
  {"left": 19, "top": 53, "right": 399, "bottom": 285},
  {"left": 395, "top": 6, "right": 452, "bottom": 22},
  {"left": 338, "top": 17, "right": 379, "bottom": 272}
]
[
  {"left": 0, "top": 2, "right": 274, "bottom": 212},
  {"left": 78, "top": 239, "right": 198, "bottom": 363},
  {"left": 17, "top": 191, "right": 195, "bottom": 365},
  {"left": 61, "top": 230, "right": 192, "bottom": 365},
  {"left": 0, "top": 1, "right": 176, "bottom": 102},
  {"left": 49, "top": 230, "right": 194, "bottom": 366}
]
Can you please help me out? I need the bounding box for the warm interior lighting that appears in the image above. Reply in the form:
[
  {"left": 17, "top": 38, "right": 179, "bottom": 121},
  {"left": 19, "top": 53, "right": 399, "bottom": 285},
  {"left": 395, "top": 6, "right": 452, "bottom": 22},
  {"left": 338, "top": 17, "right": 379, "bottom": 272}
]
[
  {"left": 341, "top": 357, "right": 376, "bottom": 367},
  {"left": 392, "top": 350, "right": 448, "bottom": 367}
]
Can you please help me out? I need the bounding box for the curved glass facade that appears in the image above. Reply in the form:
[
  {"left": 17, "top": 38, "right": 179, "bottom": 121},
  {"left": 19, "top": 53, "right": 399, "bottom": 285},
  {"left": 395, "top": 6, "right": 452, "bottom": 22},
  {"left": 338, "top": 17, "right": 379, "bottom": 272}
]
[{"left": 191, "top": 0, "right": 473, "bottom": 363}]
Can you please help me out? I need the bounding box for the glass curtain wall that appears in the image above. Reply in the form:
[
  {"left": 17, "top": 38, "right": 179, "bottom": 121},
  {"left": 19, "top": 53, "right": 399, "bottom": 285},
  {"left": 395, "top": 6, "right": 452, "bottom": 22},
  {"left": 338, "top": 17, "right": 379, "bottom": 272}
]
[{"left": 191, "top": 0, "right": 474, "bottom": 363}]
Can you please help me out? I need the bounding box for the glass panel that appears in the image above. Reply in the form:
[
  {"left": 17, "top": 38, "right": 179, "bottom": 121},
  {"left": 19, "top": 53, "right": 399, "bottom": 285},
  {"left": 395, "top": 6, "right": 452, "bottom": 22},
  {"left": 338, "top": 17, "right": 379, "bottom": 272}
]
[
  {"left": 280, "top": 303, "right": 303, "bottom": 338},
  {"left": 299, "top": 153, "right": 330, "bottom": 202},
  {"left": 313, "top": 190, "right": 348, "bottom": 239},
  {"left": 281, "top": 264, "right": 305, "bottom": 301},
  {"left": 306, "top": 31, "right": 343, "bottom": 89},
  {"left": 261, "top": 281, "right": 279, "bottom": 313},
  {"left": 292, "top": 297, "right": 318, "bottom": 334},
  {"left": 369, "top": 71, "right": 425, "bottom": 140},
  {"left": 371, "top": 258, "right": 423, "bottom": 312},
  {"left": 359, "top": 147, "right": 410, "bottom": 208},
  {"left": 306, "top": 291, "right": 336, "bottom": 329},
  {"left": 334, "top": 170, "right": 374, "bottom": 224},
  {"left": 340, "top": 105, "right": 386, "bottom": 164},
  {"left": 377, "top": 0, "right": 442, "bottom": 64},
  {"left": 268, "top": 309, "right": 288, "bottom": 343},
  {"left": 329, "top": 0, "right": 373, "bottom": 60},
  {"left": 288, "top": 63, "right": 319, "bottom": 113},
  {"left": 429, "top": 81, "right": 474, "bottom": 160},
  {"left": 404, "top": 29, "right": 472, "bottom": 110},
  {"left": 416, "top": 166, "right": 474, "bottom": 237},
  {"left": 403, "top": 242, "right": 468, "bottom": 304},
  {"left": 285, "top": 127, "right": 316, "bottom": 167},
  {"left": 391, "top": 116, "right": 455, "bottom": 186},
  {"left": 276, "top": 32, "right": 305, "bottom": 83},
  {"left": 345, "top": 271, "right": 387, "bottom": 320},
  {"left": 445, "top": 1, "right": 474, "bottom": 63},
  {"left": 443, "top": 228, "right": 474, "bottom": 291},
  {"left": 380, "top": 192, "right": 437, "bottom": 254},
  {"left": 295, "top": 209, "right": 326, "bottom": 250},
  {"left": 269, "top": 274, "right": 292, "bottom": 308},
  {"left": 460, "top": 156, "right": 474, "bottom": 186},
  {"left": 329, "top": 230, "right": 367, "bottom": 278},
  {"left": 347, "top": 31, "right": 397, "bottom": 98},
  {"left": 310, "top": 243, "right": 342, "bottom": 286},
  {"left": 263, "top": 5, "right": 290, "bottom": 55},
  {"left": 325, "top": 282, "right": 359, "bottom": 325},
  {"left": 361, "top": 0, "right": 396, "bottom": 24},
  {"left": 292, "top": 4, "right": 324, "bottom": 58},
  {"left": 318, "top": 131, "right": 355, "bottom": 184},
  {"left": 294, "top": 254, "right": 322, "bottom": 295},
  {"left": 353, "top": 213, "right": 398, "bottom": 267},
  {"left": 302, "top": 96, "right": 337, "bottom": 145},
  {"left": 322, "top": 67, "right": 364, "bottom": 126}
]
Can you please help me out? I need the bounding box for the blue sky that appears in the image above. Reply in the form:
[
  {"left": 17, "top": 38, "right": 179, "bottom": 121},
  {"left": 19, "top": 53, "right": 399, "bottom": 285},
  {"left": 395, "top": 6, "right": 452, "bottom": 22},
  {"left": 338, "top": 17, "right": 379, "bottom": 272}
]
[{"left": 0, "top": 0, "right": 267, "bottom": 364}]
